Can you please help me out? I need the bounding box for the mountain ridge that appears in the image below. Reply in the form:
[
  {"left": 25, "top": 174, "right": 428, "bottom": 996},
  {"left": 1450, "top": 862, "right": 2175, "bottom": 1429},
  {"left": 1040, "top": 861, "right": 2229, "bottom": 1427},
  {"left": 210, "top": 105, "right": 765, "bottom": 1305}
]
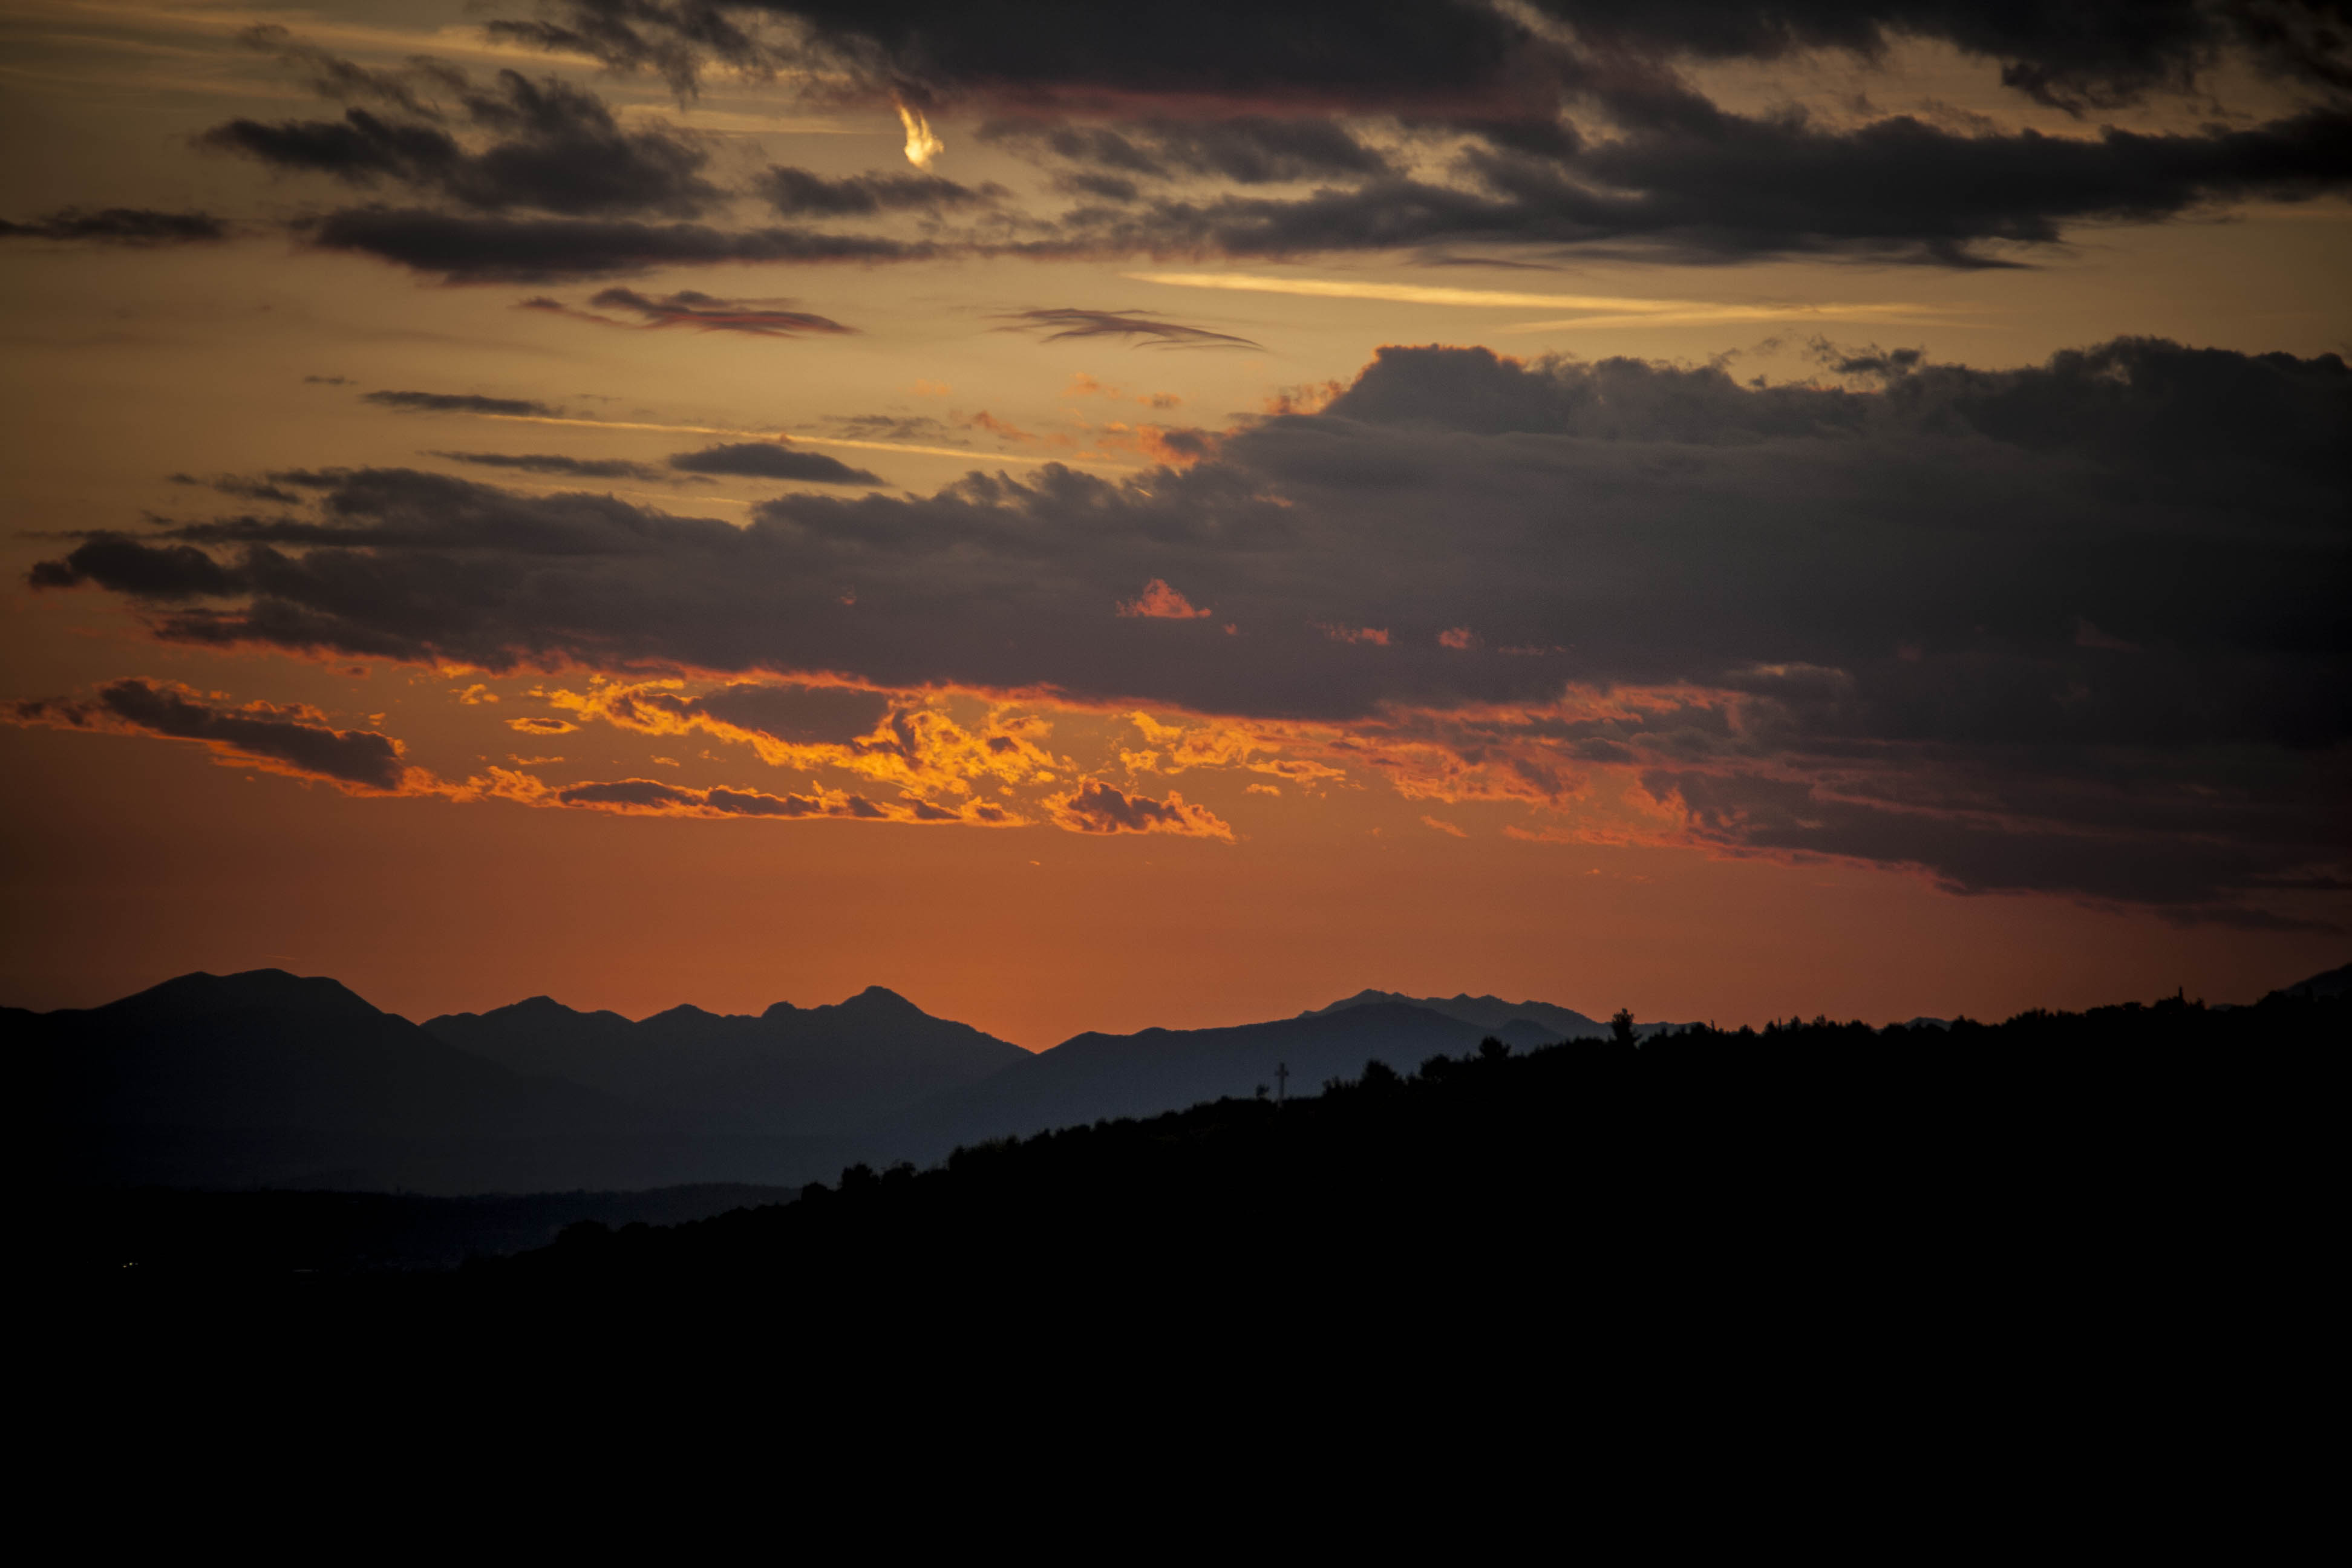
[
  {"left": 421, "top": 982, "right": 1027, "bottom": 1138},
  {"left": 33, "top": 962, "right": 2342, "bottom": 1196}
]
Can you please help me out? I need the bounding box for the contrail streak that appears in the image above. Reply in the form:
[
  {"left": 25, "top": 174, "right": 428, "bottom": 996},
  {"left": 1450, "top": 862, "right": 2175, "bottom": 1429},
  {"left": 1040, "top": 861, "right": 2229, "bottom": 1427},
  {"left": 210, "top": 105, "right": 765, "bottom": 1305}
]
[{"left": 1128, "top": 270, "right": 1956, "bottom": 324}]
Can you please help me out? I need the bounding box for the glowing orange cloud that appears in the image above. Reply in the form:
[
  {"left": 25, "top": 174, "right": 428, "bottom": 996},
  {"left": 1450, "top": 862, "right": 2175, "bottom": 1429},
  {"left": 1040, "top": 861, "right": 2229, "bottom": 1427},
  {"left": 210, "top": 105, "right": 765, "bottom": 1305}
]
[
  {"left": 1117, "top": 580, "right": 1214, "bottom": 619},
  {"left": 1316, "top": 623, "right": 1391, "bottom": 645},
  {"left": 547, "top": 679, "right": 1067, "bottom": 803},
  {"left": 969, "top": 410, "right": 1040, "bottom": 444}
]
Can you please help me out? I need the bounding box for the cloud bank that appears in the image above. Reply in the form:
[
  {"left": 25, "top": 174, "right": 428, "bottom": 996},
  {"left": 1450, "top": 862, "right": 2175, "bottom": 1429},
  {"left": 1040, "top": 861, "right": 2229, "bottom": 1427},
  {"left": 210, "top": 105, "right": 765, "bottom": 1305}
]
[{"left": 27, "top": 335, "right": 2348, "bottom": 921}]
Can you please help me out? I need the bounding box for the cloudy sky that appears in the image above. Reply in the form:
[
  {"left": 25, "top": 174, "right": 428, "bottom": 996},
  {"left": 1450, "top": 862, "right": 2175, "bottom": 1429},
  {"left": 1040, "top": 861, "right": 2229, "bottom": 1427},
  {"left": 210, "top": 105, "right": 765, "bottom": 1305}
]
[{"left": 3, "top": 0, "right": 2346, "bottom": 1043}]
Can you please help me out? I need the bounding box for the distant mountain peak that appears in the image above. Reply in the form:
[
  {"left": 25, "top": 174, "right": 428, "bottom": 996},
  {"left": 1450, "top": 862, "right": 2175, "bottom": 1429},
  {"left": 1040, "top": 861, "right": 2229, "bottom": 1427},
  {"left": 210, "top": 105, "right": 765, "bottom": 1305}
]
[
  {"left": 106, "top": 968, "right": 380, "bottom": 1019},
  {"left": 838, "top": 985, "right": 918, "bottom": 1011},
  {"left": 1299, "top": 988, "right": 1612, "bottom": 1039}
]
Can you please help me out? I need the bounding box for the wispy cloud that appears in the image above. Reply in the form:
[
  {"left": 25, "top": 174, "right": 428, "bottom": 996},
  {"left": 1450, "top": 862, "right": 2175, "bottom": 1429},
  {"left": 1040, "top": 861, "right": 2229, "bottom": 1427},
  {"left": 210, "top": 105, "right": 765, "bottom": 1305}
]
[
  {"left": 521, "top": 288, "right": 854, "bottom": 337},
  {"left": 998, "top": 307, "right": 1262, "bottom": 351},
  {"left": 466, "top": 411, "right": 1140, "bottom": 471}
]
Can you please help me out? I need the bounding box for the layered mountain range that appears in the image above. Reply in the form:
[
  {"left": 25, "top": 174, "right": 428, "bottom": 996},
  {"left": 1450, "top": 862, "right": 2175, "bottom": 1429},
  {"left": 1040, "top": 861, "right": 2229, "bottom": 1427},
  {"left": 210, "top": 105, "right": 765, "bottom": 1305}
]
[
  {"left": 25, "top": 970, "right": 1606, "bottom": 1192},
  {"left": 36, "top": 965, "right": 2333, "bottom": 1196}
]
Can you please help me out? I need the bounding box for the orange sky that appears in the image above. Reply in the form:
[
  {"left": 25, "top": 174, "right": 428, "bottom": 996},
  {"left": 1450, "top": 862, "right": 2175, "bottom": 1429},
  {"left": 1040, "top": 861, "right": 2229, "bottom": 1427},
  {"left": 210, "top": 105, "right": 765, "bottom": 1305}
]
[{"left": 2, "top": 1, "right": 2346, "bottom": 1040}]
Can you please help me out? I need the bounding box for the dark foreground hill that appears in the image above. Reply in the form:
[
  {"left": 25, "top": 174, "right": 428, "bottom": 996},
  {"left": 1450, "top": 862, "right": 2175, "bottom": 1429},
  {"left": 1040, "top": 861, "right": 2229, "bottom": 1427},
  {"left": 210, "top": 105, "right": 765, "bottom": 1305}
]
[{"left": 488, "top": 988, "right": 2341, "bottom": 1315}]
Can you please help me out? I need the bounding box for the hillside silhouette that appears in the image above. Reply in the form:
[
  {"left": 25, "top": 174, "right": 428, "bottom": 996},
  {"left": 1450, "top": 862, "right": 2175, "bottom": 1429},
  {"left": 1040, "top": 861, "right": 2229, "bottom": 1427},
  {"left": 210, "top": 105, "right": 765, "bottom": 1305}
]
[
  {"left": 489, "top": 984, "right": 2339, "bottom": 1305},
  {"left": 891, "top": 1000, "right": 1562, "bottom": 1161}
]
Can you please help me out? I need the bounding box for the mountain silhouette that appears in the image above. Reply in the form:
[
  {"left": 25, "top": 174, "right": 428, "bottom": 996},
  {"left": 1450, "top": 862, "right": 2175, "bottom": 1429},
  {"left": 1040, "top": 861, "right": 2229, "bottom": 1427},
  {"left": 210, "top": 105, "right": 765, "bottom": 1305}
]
[
  {"left": 421, "top": 985, "right": 1028, "bottom": 1135},
  {"left": 24, "top": 969, "right": 679, "bottom": 1191},
  {"left": 22, "top": 969, "right": 899, "bottom": 1192},
  {"left": 32, "top": 969, "right": 645, "bottom": 1138},
  {"left": 29, "top": 971, "right": 1583, "bottom": 1192},
  {"left": 22, "top": 969, "right": 1881, "bottom": 1195}
]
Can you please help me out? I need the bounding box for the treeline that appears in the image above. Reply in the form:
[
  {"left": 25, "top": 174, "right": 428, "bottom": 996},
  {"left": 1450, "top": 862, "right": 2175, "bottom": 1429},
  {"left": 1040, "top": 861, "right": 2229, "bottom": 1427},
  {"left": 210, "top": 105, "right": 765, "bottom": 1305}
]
[{"left": 488, "top": 988, "right": 2338, "bottom": 1314}]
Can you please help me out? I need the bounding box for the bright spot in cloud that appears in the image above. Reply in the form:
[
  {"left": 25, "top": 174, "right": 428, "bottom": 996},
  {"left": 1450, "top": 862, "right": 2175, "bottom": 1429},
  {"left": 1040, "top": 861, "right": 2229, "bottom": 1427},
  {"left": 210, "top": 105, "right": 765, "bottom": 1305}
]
[{"left": 898, "top": 103, "right": 944, "bottom": 168}]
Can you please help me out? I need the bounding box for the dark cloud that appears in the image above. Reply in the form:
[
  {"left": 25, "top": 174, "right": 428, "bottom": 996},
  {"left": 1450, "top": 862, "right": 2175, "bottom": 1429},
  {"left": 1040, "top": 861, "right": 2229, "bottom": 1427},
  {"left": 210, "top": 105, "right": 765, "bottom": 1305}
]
[
  {"left": 755, "top": 165, "right": 997, "bottom": 216},
  {"left": 295, "top": 103, "right": 2352, "bottom": 278},
  {"left": 430, "top": 451, "right": 705, "bottom": 483},
  {"left": 521, "top": 287, "right": 854, "bottom": 336},
  {"left": 498, "top": 1, "right": 2352, "bottom": 108},
  {"left": 555, "top": 777, "right": 892, "bottom": 820},
  {"left": 365, "top": 390, "right": 557, "bottom": 416},
  {"left": 28, "top": 537, "right": 244, "bottom": 598},
  {"left": 822, "top": 413, "right": 964, "bottom": 443},
  {"left": 1642, "top": 768, "right": 2336, "bottom": 927},
  {"left": 237, "top": 23, "right": 465, "bottom": 119},
  {"left": 171, "top": 473, "right": 305, "bottom": 505},
  {"left": 200, "top": 109, "right": 465, "bottom": 188},
  {"left": 1029, "top": 105, "right": 2352, "bottom": 267},
  {"left": 308, "top": 209, "right": 931, "bottom": 283},
  {"left": 0, "top": 208, "right": 224, "bottom": 244},
  {"left": 8, "top": 679, "right": 408, "bottom": 791},
  {"left": 685, "top": 682, "right": 894, "bottom": 744},
  {"left": 982, "top": 117, "right": 1394, "bottom": 185},
  {"left": 666, "top": 443, "right": 883, "bottom": 483},
  {"left": 495, "top": 0, "right": 1547, "bottom": 108},
  {"left": 1047, "top": 779, "right": 1233, "bottom": 839},
  {"left": 203, "top": 68, "right": 719, "bottom": 218},
  {"left": 469, "top": 3, "right": 2352, "bottom": 268},
  {"left": 996, "top": 309, "right": 1262, "bottom": 350},
  {"left": 597, "top": 681, "right": 895, "bottom": 745},
  {"left": 29, "top": 338, "right": 2348, "bottom": 919},
  {"left": 485, "top": 1, "right": 776, "bottom": 99}
]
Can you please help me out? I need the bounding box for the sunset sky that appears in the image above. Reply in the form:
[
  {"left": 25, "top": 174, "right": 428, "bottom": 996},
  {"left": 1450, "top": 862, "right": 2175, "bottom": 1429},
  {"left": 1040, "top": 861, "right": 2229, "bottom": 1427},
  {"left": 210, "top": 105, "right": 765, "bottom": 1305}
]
[{"left": 3, "top": 0, "right": 2346, "bottom": 1045}]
